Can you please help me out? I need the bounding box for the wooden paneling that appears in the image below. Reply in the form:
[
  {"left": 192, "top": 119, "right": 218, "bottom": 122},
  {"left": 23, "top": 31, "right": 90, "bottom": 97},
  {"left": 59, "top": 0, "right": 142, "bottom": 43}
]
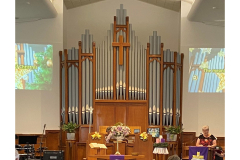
[
  {"left": 45, "top": 130, "right": 60, "bottom": 150},
  {"left": 182, "top": 132, "right": 196, "bottom": 146},
  {"left": 216, "top": 137, "right": 225, "bottom": 147},
  {"left": 94, "top": 103, "right": 147, "bottom": 133},
  {"left": 106, "top": 143, "right": 114, "bottom": 155},
  {"left": 79, "top": 125, "right": 93, "bottom": 142},
  {"left": 94, "top": 104, "right": 115, "bottom": 131},
  {"left": 76, "top": 142, "right": 87, "bottom": 160},
  {"left": 127, "top": 104, "right": 147, "bottom": 132},
  {"left": 115, "top": 105, "right": 127, "bottom": 124},
  {"left": 126, "top": 143, "right": 134, "bottom": 155}
]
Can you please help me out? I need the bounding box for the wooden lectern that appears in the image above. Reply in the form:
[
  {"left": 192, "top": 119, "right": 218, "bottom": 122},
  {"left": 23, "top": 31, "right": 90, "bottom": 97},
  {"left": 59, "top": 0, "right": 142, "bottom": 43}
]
[{"left": 87, "top": 132, "right": 107, "bottom": 160}]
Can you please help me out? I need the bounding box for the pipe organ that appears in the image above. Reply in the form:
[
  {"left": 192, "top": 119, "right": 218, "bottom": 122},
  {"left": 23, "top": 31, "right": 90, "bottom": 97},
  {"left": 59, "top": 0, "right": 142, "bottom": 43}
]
[{"left": 59, "top": 4, "right": 184, "bottom": 142}]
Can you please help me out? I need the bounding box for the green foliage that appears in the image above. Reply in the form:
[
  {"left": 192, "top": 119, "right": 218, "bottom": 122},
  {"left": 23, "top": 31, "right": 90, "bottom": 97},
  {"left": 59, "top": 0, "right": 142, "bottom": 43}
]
[
  {"left": 153, "top": 142, "right": 168, "bottom": 148},
  {"left": 61, "top": 122, "right": 80, "bottom": 133},
  {"left": 114, "top": 122, "right": 124, "bottom": 126},
  {"left": 26, "top": 45, "right": 53, "bottom": 90},
  {"left": 164, "top": 125, "right": 184, "bottom": 134}
]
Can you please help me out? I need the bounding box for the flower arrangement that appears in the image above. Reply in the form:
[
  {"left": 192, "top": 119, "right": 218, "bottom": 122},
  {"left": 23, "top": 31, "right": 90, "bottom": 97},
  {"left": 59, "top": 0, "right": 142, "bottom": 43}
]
[
  {"left": 105, "top": 122, "right": 131, "bottom": 142},
  {"left": 140, "top": 132, "right": 148, "bottom": 141},
  {"left": 91, "top": 132, "right": 101, "bottom": 140}
]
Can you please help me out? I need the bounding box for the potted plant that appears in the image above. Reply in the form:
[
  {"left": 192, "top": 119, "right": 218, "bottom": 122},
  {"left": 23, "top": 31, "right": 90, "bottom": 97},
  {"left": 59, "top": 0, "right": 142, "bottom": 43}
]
[
  {"left": 61, "top": 122, "right": 80, "bottom": 140},
  {"left": 164, "top": 125, "right": 183, "bottom": 141}
]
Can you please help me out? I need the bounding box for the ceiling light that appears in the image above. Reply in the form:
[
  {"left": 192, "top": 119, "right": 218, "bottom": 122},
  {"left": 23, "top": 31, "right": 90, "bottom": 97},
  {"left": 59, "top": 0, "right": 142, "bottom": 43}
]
[
  {"left": 26, "top": 2, "right": 30, "bottom": 5},
  {"left": 212, "top": 7, "right": 216, "bottom": 9}
]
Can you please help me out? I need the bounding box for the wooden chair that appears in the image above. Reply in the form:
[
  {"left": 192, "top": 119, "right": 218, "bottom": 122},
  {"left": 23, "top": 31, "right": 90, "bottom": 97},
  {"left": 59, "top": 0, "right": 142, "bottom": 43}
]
[{"left": 182, "top": 143, "right": 189, "bottom": 160}]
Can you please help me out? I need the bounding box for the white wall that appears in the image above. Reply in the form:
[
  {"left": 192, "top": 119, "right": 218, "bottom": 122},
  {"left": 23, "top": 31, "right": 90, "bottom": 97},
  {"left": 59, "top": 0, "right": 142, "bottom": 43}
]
[
  {"left": 181, "top": 1, "right": 225, "bottom": 137},
  {"left": 65, "top": 0, "right": 180, "bottom": 51},
  {"left": 15, "top": 0, "right": 63, "bottom": 134}
]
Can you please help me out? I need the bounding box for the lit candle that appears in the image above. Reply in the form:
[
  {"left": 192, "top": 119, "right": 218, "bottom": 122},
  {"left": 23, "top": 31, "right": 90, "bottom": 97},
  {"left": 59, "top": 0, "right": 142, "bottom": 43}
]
[{"left": 156, "top": 138, "right": 160, "bottom": 143}]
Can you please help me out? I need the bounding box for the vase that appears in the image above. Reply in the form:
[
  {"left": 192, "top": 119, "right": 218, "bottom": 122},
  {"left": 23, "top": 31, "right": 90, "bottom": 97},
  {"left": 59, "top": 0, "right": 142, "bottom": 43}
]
[
  {"left": 114, "top": 136, "right": 123, "bottom": 155},
  {"left": 167, "top": 133, "right": 177, "bottom": 141},
  {"left": 67, "top": 133, "right": 75, "bottom": 140}
]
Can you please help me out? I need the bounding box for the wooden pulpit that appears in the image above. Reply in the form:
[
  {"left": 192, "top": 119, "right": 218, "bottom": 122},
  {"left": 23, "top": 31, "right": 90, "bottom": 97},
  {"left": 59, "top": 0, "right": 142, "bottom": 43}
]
[
  {"left": 133, "top": 134, "right": 153, "bottom": 160},
  {"left": 87, "top": 132, "right": 107, "bottom": 160}
]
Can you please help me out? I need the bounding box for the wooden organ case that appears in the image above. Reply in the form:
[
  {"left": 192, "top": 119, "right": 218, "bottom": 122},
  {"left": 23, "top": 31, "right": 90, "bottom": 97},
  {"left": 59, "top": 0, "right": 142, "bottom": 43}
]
[{"left": 59, "top": 4, "right": 184, "bottom": 160}]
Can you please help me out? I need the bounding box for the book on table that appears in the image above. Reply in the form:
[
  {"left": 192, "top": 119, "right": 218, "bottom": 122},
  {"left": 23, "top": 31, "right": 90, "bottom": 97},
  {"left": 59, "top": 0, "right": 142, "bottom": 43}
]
[{"left": 89, "top": 143, "right": 107, "bottom": 149}]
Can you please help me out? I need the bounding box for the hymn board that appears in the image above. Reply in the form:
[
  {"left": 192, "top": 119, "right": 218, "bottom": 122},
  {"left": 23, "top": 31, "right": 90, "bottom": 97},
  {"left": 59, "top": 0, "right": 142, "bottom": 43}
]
[{"left": 59, "top": 4, "right": 184, "bottom": 142}]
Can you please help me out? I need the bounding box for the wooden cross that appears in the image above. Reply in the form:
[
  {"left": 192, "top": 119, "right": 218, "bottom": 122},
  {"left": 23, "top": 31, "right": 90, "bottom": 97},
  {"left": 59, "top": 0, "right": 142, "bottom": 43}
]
[
  {"left": 112, "top": 35, "right": 130, "bottom": 65},
  {"left": 16, "top": 43, "right": 25, "bottom": 65}
]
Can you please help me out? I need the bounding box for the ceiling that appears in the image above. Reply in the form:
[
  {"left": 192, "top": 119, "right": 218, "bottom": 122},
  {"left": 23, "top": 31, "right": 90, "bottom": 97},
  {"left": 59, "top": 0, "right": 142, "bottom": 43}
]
[
  {"left": 187, "top": 0, "right": 225, "bottom": 27},
  {"left": 15, "top": 0, "right": 57, "bottom": 23},
  {"left": 64, "top": 0, "right": 182, "bottom": 12}
]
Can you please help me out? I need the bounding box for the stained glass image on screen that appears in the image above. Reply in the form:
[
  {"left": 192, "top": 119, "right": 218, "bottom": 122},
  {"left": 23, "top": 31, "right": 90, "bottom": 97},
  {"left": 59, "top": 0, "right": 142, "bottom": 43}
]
[
  {"left": 15, "top": 43, "right": 53, "bottom": 90},
  {"left": 188, "top": 48, "right": 225, "bottom": 93}
]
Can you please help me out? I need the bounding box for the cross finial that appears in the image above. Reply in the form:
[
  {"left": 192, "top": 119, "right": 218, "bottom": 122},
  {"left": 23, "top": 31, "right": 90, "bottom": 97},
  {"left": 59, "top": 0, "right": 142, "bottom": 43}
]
[{"left": 112, "top": 35, "right": 130, "bottom": 65}]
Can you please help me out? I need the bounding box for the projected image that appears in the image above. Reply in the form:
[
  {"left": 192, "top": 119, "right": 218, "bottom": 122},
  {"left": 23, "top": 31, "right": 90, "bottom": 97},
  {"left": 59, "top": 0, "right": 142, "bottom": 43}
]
[
  {"left": 188, "top": 48, "right": 225, "bottom": 93},
  {"left": 15, "top": 43, "right": 53, "bottom": 90}
]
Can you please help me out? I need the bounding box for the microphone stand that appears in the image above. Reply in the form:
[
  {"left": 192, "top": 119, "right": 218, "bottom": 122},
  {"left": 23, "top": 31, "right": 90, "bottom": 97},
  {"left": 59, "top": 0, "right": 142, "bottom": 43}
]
[{"left": 40, "top": 124, "right": 46, "bottom": 160}]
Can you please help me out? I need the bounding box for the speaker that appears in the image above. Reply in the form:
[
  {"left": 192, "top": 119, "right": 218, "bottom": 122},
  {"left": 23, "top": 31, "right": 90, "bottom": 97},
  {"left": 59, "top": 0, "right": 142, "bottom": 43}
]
[{"left": 43, "top": 150, "right": 64, "bottom": 160}]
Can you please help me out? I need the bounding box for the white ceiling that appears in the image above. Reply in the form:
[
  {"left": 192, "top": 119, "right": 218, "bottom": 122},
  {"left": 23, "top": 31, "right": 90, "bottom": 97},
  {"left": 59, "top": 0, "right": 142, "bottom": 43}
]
[
  {"left": 187, "top": 0, "right": 225, "bottom": 27},
  {"left": 15, "top": 0, "right": 57, "bottom": 23},
  {"left": 64, "top": 0, "right": 181, "bottom": 12}
]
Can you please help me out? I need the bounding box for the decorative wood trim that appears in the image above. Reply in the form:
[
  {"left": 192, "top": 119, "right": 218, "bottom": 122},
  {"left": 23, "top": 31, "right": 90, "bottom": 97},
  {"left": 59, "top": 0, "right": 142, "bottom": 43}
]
[
  {"left": 173, "top": 52, "right": 177, "bottom": 126},
  {"left": 64, "top": 49, "right": 68, "bottom": 124},
  {"left": 180, "top": 54, "right": 184, "bottom": 127},
  {"left": 78, "top": 41, "right": 82, "bottom": 128},
  {"left": 59, "top": 51, "right": 63, "bottom": 125},
  {"left": 160, "top": 43, "right": 164, "bottom": 134}
]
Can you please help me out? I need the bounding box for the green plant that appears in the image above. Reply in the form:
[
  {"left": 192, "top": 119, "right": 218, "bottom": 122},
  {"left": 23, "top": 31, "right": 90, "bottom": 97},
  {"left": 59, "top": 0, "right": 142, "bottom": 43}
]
[
  {"left": 153, "top": 142, "right": 168, "bottom": 148},
  {"left": 164, "top": 125, "right": 184, "bottom": 134},
  {"left": 61, "top": 122, "right": 80, "bottom": 133}
]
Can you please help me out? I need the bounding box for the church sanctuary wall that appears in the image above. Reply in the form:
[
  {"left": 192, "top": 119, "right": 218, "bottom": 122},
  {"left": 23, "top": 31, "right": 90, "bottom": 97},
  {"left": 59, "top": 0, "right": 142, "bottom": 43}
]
[
  {"left": 15, "top": 0, "right": 63, "bottom": 133},
  {"left": 64, "top": 0, "right": 180, "bottom": 51},
  {"left": 180, "top": 1, "right": 225, "bottom": 137}
]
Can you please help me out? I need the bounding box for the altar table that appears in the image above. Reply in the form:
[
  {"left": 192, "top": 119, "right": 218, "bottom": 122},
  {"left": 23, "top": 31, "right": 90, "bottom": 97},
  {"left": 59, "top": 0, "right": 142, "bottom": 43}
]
[
  {"left": 153, "top": 148, "right": 169, "bottom": 160},
  {"left": 88, "top": 155, "right": 145, "bottom": 160}
]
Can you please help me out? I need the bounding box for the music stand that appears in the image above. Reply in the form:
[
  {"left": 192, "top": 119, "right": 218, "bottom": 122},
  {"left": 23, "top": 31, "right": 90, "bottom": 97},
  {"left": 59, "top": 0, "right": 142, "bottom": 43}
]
[{"left": 19, "top": 136, "right": 38, "bottom": 160}]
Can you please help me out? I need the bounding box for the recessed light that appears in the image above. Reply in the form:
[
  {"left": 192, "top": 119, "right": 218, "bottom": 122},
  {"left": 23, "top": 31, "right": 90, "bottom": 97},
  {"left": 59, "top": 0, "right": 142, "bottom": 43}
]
[
  {"left": 212, "top": 7, "right": 216, "bottom": 9},
  {"left": 26, "top": 2, "right": 30, "bottom": 5}
]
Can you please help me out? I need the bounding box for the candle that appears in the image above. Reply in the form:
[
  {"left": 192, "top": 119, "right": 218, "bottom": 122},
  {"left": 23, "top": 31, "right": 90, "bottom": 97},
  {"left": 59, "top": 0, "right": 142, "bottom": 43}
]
[
  {"left": 161, "top": 138, "right": 165, "bottom": 142},
  {"left": 197, "top": 152, "right": 200, "bottom": 156},
  {"left": 159, "top": 135, "right": 162, "bottom": 142},
  {"left": 156, "top": 138, "right": 160, "bottom": 143}
]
